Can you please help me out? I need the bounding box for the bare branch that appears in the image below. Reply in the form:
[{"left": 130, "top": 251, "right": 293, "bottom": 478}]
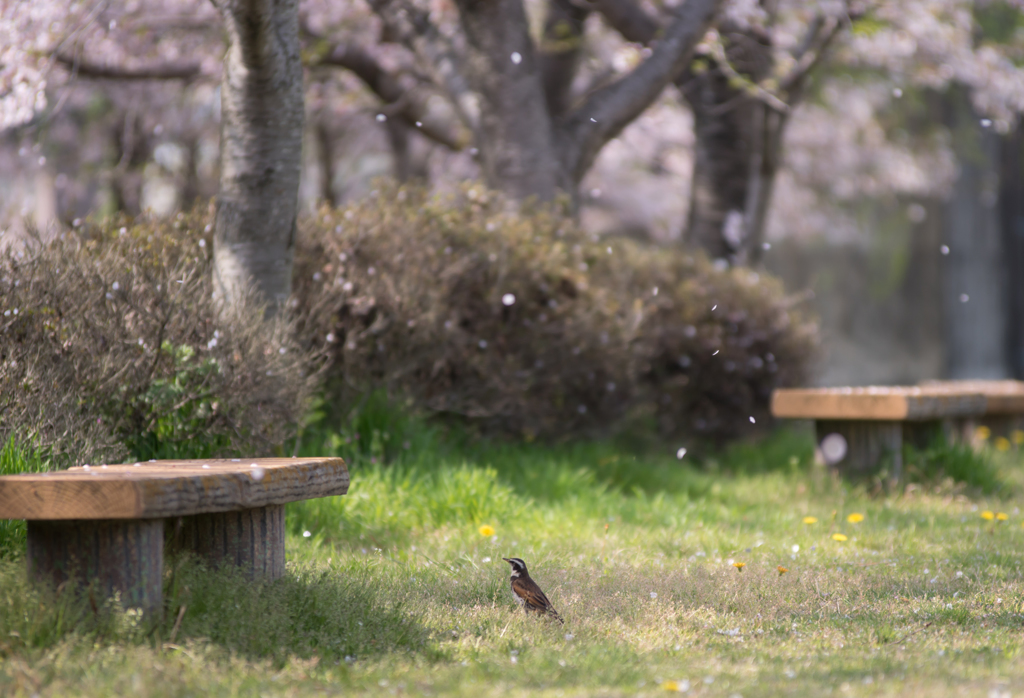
[
  {"left": 590, "top": 0, "right": 660, "bottom": 44},
  {"left": 367, "top": 0, "right": 479, "bottom": 132},
  {"left": 791, "top": 14, "right": 825, "bottom": 62},
  {"left": 706, "top": 37, "right": 789, "bottom": 113},
  {"left": 54, "top": 52, "right": 203, "bottom": 81},
  {"left": 304, "top": 32, "right": 469, "bottom": 151},
  {"left": 561, "top": 0, "right": 722, "bottom": 182},
  {"left": 778, "top": 14, "right": 845, "bottom": 98}
]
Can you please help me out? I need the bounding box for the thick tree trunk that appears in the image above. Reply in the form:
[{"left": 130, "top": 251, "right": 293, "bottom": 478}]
[
  {"left": 213, "top": 0, "right": 304, "bottom": 314},
  {"left": 372, "top": 0, "right": 718, "bottom": 206},
  {"left": 680, "top": 23, "right": 778, "bottom": 265},
  {"left": 453, "top": 0, "right": 569, "bottom": 201},
  {"left": 941, "top": 86, "right": 1010, "bottom": 379},
  {"left": 1002, "top": 123, "right": 1024, "bottom": 379}
]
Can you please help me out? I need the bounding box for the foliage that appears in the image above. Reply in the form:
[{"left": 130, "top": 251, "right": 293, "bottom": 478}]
[
  {"left": 0, "top": 211, "right": 317, "bottom": 465},
  {"left": 294, "top": 183, "right": 817, "bottom": 442},
  {"left": 903, "top": 437, "right": 1005, "bottom": 494}
]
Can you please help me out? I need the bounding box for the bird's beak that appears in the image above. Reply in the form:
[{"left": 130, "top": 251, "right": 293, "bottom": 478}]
[{"left": 501, "top": 557, "right": 511, "bottom": 563}]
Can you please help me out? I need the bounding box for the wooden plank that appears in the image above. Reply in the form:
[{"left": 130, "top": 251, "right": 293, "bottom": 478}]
[
  {"left": 919, "top": 379, "right": 1024, "bottom": 415},
  {"left": 168, "top": 505, "right": 286, "bottom": 581},
  {"left": 771, "top": 387, "right": 987, "bottom": 421},
  {"left": 0, "top": 457, "right": 348, "bottom": 521},
  {"left": 28, "top": 518, "right": 164, "bottom": 617}
]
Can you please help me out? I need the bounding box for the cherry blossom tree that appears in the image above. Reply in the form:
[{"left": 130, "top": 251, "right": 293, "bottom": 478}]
[
  {"left": 2, "top": 0, "right": 303, "bottom": 313},
  {"left": 212, "top": 0, "right": 304, "bottom": 313}
]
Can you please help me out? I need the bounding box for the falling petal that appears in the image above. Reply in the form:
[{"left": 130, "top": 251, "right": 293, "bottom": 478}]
[{"left": 820, "top": 433, "right": 848, "bottom": 464}]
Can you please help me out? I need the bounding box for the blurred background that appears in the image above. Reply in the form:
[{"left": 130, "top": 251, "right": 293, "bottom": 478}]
[{"left": 2, "top": 0, "right": 1024, "bottom": 387}]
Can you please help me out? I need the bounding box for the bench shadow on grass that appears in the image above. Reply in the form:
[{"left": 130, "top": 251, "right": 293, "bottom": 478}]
[
  {"left": 162, "top": 554, "right": 434, "bottom": 666},
  {"left": 0, "top": 555, "right": 433, "bottom": 669}
]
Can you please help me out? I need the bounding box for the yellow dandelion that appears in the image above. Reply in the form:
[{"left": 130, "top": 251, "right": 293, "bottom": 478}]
[
  {"left": 803, "top": 516, "right": 818, "bottom": 525},
  {"left": 733, "top": 562, "right": 745, "bottom": 571},
  {"left": 661, "top": 681, "right": 681, "bottom": 692},
  {"left": 777, "top": 565, "right": 788, "bottom": 575},
  {"left": 975, "top": 425, "right": 991, "bottom": 441},
  {"left": 832, "top": 533, "right": 848, "bottom": 542},
  {"left": 847, "top": 513, "right": 865, "bottom": 523},
  {"left": 980, "top": 511, "right": 995, "bottom": 521},
  {"left": 996, "top": 512, "right": 1009, "bottom": 522},
  {"left": 1012, "top": 429, "right": 1024, "bottom": 445},
  {"left": 478, "top": 524, "right": 495, "bottom": 537},
  {"left": 995, "top": 437, "right": 1011, "bottom": 452}
]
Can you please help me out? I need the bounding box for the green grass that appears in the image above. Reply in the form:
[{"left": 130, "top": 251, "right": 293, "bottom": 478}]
[
  {"left": 0, "top": 436, "right": 55, "bottom": 559},
  {"left": 3, "top": 410, "right": 1024, "bottom": 696}
]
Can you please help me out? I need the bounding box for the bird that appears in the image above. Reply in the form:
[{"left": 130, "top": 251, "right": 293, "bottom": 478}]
[{"left": 502, "top": 557, "right": 564, "bottom": 624}]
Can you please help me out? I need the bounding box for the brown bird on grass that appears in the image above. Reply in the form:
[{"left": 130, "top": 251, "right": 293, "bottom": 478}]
[{"left": 502, "top": 557, "right": 564, "bottom": 624}]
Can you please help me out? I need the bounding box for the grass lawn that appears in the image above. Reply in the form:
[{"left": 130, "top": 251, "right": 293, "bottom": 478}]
[{"left": 2, "top": 416, "right": 1024, "bottom": 697}]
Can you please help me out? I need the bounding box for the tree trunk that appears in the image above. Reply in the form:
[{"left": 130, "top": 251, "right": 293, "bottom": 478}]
[
  {"left": 213, "top": 0, "right": 304, "bottom": 314},
  {"left": 180, "top": 135, "right": 203, "bottom": 211},
  {"left": 539, "top": 0, "right": 590, "bottom": 121},
  {"left": 372, "top": 0, "right": 718, "bottom": 206},
  {"left": 1001, "top": 122, "right": 1024, "bottom": 379},
  {"left": 453, "top": 0, "right": 569, "bottom": 201},
  {"left": 941, "top": 85, "right": 1010, "bottom": 379},
  {"left": 680, "top": 23, "right": 777, "bottom": 265}
]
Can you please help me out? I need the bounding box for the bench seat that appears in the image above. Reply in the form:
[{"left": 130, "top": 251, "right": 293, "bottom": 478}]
[
  {"left": 0, "top": 457, "right": 348, "bottom": 617},
  {"left": 770, "top": 385, "right": 1014, "bottom": 478}
]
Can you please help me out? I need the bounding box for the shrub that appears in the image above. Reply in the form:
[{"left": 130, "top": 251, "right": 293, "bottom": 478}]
[
  {"left": 602, "top": 242, "right": 816, "bottom": 438},
  {"left": 294, "top": 183, "right": 817, "bottom": 442},
  {"left": 0, "top": 210, "right": 316, "bottom": 465}
]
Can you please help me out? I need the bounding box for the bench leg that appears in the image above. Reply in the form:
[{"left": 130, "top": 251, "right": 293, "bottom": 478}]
[
  {"left": 169, "top": 505, "right": 285, "bottom": 581},
  {"left": 27, "top": 519, "right": 164, "bottom": 618},
  {"left": 816, "top": 420, "right": 903, "bottom": 479},
  {"left": 902, "top": 419, "right": 948, "bottom": 451}
]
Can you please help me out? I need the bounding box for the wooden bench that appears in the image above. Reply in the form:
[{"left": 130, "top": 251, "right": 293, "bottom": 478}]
[
  {"left": 0, "top": 457, "right": 348, "bottom": 617},
  {"left": 771, "top": 381, "right": 1024, "bottom": 477},
  {"left": 771, "top": 386, "right": 987, "bottom": 478},
  {"left": 918, "top": 380, "right": 1024, "bottom": 440}
]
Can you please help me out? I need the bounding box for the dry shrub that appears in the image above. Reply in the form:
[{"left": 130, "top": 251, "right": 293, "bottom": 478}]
[
  {"left": 295, "top": 183, "right": 816, "bottom": 442},
  {"left": 0, "top": 210, "right": 315, "bottom": 465},
  {"left": 601, "top": 243, "right": 815, "bottom": 438}
]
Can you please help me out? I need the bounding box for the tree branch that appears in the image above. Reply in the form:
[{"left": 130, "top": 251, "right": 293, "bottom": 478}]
[
  {"left": 591, "top": 0, "right": 660, "bottom": 44},
  {"left": 779, "top": 14, "right": 846, "bottom": 98},
  {"left": 561, "top": 0, "right": 722, "bottom": 182},
  {"left": 55, "top": 52, "right": 202, "bottom": 81},
  {"left": 367, "top": 0, "right": 479, "bottom": 132},
  {"left": 304, "top": 32, "right": 469, "bottom": 151},
  {"left": 705, "top": 35, "right": 790, "bottom": 113}
]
